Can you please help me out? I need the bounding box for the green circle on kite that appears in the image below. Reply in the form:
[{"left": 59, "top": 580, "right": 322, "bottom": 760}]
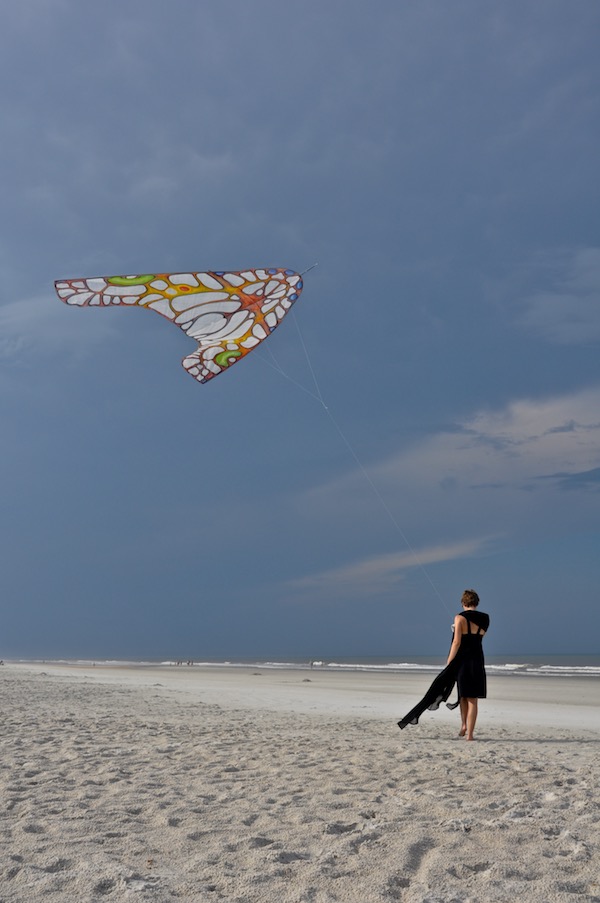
[
  {"left": 215, "top": 349, "right": 242, "bottom": 368},
  {"left": 108, "top": 274, "right": 155, "bottom": 286}
]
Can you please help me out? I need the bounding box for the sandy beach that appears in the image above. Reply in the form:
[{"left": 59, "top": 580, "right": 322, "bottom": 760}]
[{"left": 0, "top": 662, "right": 598, "bottom": 902}]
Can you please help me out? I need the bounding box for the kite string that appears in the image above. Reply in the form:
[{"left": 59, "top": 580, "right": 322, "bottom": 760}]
[
  {"left": 260, "top": 345, "right": 324, "bottom": 403},
  {"left": 291, "top": 313, "right": 327, "bottom": 408},
  {"left": 285, "top": 311, "right": 452, "bottom": 616}
]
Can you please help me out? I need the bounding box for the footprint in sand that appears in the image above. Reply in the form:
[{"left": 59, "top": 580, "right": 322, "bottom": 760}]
[
  {"left": 249, "top": 836, "right": 275, "bottom": 848},
  {"left": 93, "top": 878, "right": 117, "bottom": 895},
  {"left": 43, "top": 858, "right": 72, "bottom": 873},
  {"left": 324, "top": 822, "right": 358, "bottom": 835},
  {"left": 386, "top": 875, "right": 411, "bottom": 898}
]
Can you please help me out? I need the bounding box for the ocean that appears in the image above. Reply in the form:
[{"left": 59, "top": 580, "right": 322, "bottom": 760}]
[
  {"left": 162, "top": 654, "right": 600, "bottom": 678},
  {"left": 19, "top": 654, "right": 600, "bottom": 679}
]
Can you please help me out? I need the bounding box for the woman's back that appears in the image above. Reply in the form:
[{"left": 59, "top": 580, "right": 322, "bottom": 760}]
[
  {"left": 457, "top": 609, "right": 489, "bottom": 636},
  {"left": 455, "top": 609, "right": 489, "bottom": 698}
]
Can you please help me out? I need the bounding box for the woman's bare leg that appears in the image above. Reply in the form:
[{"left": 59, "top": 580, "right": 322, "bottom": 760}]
[
  {"left": 459, "top": 698, "right": 468, "bottom": 736},
  {"left": 465, "top": 698, "right": 478, "bottom": 740}
]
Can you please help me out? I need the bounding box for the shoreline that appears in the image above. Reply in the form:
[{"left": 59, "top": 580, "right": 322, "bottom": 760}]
[{"left": 8, "top": 660, "right": 600, "bottom": 732}]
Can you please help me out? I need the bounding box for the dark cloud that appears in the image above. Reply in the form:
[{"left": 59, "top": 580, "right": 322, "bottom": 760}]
[{"left": 538, "top": 467, "right": 600, "bottom": 491}]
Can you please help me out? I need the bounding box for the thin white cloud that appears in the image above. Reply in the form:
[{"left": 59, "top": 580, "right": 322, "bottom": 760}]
[
  {"left": 292, "top": 387, "right": 600, "bottom": 576},
  {"left": 518, "top": 247, "right": 600, "bottom": 344},
  {"left": 334, "top": 388, "right": 600, "bottom": 505},
  {"left": 286, "top": 537, "right": 490, "bottom": 596},
  {"left": 308, "top": 387, "right": 600, "bottom": 505}
]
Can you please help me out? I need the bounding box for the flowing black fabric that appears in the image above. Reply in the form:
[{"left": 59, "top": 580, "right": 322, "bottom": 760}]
[
  {"left": 397, "top": 658, "right": 460, "bottom": 729},
  {"left": 397, "top": 609, "right": 490, "bottom": 730}
]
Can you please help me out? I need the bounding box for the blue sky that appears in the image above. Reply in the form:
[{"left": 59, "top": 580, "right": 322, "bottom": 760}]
[{"left": 1, "top": 0, "right": 599, "bottom": 660}]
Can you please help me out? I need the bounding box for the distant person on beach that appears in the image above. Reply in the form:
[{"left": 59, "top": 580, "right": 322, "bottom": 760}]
[{"left": 398, "top": 589, "right": 490, "bottom": 740}]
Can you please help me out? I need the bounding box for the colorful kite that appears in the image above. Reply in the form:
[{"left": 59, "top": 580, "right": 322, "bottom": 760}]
[{"left": 54, "top": 268, "right": 304, "bottom": 383}]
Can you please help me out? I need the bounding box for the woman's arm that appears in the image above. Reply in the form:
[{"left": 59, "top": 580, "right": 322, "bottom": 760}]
[{"left": 446, "top": 615, "right": 464, "bottom": 665}]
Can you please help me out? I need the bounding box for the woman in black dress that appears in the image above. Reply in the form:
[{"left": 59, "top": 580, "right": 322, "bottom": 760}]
[
  {"left": 397, "top": 589, "right": 489, "bottom": 739},
  {"left": 446, "top": 589, "right": 489, "bottom": 740}
]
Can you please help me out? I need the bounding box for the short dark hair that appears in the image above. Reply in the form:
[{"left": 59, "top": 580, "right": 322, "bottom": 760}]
[{"left": 461, "top": 589, "right": 480, "bottom": 608}]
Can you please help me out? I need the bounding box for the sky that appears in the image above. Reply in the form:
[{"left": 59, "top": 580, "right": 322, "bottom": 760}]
[{"left": 1, "top": 0, "right": 599, "bottom": 661}]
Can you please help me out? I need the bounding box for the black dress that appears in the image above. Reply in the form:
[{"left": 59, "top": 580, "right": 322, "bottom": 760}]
[
  {"left": 455, "top": 610, "right": 489, "bottom": 699},
  {"left": 397, "top": 609, "right": 490, "bottom": 730}
]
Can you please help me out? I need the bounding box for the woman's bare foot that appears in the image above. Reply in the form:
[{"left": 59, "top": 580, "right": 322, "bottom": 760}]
[
  {"left": 465, "top": 735, "right": 475, "bottom": 741},
  {"left": 459, "top": 726, "right": 467, "bottom": 737}
]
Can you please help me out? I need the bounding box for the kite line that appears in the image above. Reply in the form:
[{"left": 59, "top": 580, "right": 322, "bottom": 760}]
[{"left": 260, "top": 296, "right": 452, "bottom": 617}]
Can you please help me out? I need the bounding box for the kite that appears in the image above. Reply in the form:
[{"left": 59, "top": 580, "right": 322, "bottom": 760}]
[{"left": 54, "top": 268, "right": 304, "bottom": 383}]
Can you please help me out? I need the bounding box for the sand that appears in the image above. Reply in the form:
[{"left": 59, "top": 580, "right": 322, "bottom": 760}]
[{"left": 0, "top": 662, "right": 599, "bottom": 902}]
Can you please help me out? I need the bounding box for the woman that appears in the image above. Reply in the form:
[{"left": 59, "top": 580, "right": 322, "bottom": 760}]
[
  {"left": 447, "top": 589, "right": 489, "bottom": 740},
  {"left": 397, "top": 589, "right": 490, "bottom": 739}
]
